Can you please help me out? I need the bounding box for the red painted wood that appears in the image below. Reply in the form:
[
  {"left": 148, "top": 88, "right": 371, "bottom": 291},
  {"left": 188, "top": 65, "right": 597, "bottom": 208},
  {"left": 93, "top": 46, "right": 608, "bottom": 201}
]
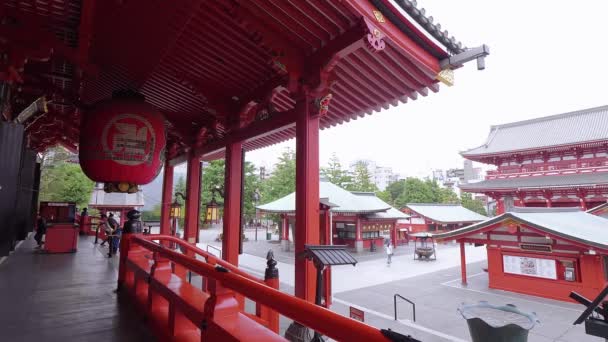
[
  {"left": 159, "top": 162, "right": 173, "bottom": 236},
  {"left": 183, "top": 152, "right": 201, "bottom": 243},
  {"left": 294, "top": 95, "right": 320, "bottom": 302},
  {"left": 460, "top": 241, "right": 467, "bottom": 285},
  {"left": 223, "top": 141, "right": 243, "bottom": 265},
  {"left": 486, "top": 247, "right": 607, "bottom": 302}
]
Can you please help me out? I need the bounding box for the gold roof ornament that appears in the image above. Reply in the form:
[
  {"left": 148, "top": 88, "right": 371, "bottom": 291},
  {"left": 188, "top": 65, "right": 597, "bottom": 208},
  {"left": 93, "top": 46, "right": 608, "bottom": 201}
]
[{"left": 436, "top": 68, "right": 454, "bottom": 86}]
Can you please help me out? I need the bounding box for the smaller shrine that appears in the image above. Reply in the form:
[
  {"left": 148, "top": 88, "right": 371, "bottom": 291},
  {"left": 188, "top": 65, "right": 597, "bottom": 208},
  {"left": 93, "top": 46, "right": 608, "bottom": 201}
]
[
  {"left": 257, "top": 180, "right": 409, "bottom": 252},
  {"left": 89, "top": 182, "right": 144, "bottom": 226},
  {"left": 436, "top": 207, "right": 608, "bottom": 302},
  {"left": 401, "top": 203, "right": 488, "bottom": 233}
]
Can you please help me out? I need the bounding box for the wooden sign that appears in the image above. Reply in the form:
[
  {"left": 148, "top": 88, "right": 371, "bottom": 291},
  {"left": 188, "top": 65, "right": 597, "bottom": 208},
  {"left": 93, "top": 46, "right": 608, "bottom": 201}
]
[
  {"left": 519, "top": 243, "right": 552, "bottom": 252},
  {"left": 350, "top": 306, "right": 364, "bottom": 322}
]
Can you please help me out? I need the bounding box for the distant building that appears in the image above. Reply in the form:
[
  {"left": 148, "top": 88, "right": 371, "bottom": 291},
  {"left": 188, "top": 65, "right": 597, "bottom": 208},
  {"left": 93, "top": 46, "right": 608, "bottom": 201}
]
[
  {"left": 401, "top": 203, "right": 488, "bottom": 233},
  {"left": 461, "top": 105, "right": 608, "bottom": 213},
  {"left": 349, "top": 159, "right": 398, "bottom": 191}
]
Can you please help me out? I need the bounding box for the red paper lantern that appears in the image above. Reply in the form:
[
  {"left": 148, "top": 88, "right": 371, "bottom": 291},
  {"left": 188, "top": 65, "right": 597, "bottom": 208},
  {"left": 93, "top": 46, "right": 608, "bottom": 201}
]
[{"left": 79, "top": 97, "right": 166, "bottom": 187}]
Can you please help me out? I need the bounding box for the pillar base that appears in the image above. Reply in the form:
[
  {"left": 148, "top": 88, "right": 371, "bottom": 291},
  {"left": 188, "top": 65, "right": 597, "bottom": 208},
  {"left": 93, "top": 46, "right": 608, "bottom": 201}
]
[
  {"left": 355, "top": 240, "right": 364, "bottom": 253},
  {"left": 281, "top": 239, "right": 290, "bottom": 252}
]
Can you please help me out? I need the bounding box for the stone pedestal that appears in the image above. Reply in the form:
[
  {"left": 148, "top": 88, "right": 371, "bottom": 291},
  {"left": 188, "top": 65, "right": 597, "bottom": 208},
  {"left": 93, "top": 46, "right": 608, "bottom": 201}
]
[
  {"left": 281, "top": 239, "right": 290, "bottom": 252},
  {"left": 355, "top": 240, "right": 364, "bottom": 253}
]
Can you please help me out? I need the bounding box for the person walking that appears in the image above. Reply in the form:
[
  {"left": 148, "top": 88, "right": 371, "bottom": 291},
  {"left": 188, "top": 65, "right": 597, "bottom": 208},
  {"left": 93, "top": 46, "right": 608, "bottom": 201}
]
[
  {"left": 100, "top": 213, "right": 116, "bottom": 247},
  {"left": 34, "top": 214, "right": 47, "bottom": 249},
  {"left": 385, "top": 239, "right": 393, "bottom": 266}
]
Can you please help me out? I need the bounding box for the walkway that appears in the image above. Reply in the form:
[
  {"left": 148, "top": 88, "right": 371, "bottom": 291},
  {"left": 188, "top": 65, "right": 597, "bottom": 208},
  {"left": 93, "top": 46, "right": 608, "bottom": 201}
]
[{"left": 0, "top": 235, "right": 153, "bottom": 342}]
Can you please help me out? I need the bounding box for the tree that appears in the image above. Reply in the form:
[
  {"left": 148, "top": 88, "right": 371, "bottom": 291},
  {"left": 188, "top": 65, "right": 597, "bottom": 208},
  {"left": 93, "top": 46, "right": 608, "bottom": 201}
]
[
  {"left": 261, "top": 148, "right": 296, "bottom": 203},
  {"left": 40, "top": 163, "right": 94, "bottom": 208},
  {"left": 347, "top": 160, "right": 377, "bottom": 192},
  {"left": 461, "top": 192, "right": 487, "bottom": 216},
  {"left": 142, "top": 203, "right": 162, "bottom": 221},
  {"left": 321, "top": 153, "right": 352, "bottom": 188}
]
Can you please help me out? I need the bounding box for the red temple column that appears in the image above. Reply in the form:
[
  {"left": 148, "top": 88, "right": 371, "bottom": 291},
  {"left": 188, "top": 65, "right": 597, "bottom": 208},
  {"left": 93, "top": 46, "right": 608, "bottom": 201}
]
[
  {"left": 294, "top": 94, "right": 320, "bottom": 302},
  {"left": 319, "top": 206, "right": 332, "bottom": 308},
  {"left": 391, "top": 221, "right": 397, "bottom": 249},
  {"left": 354, "top": 216, "right": 363, "bottom": 253},
  {"left": 281, "top": 214, "right": 290, "bottom": 252},
  {"left": 159, "top": 161, "right": 173, "bottom": 236},
  {"left": 222, "top": 141, "right": 243, "bottom": 265},
  {"left": 460, "top": 240, "right": 467, "bottom": 285},
  {"left": 183, "top": 151, "right": 201, "bottom": 244}
]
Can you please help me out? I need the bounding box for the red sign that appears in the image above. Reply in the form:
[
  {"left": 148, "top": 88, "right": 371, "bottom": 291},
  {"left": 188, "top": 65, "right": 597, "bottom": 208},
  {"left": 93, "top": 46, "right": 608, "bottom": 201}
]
[{"left": 349, "top": 306, "right": 364, "bottom": 322}]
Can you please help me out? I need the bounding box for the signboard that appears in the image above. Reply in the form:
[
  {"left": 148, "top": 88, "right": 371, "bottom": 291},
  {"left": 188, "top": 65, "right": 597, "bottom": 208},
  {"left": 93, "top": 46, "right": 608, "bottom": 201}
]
[
  {"left": 520, "top": 243, "right": 552, "bottom": 252},
  {"left": 503, "top": 255, "right": 557, "bottom": 280},
  {"left": 349, "top": 306, "right": 364, "bottom": 322}
]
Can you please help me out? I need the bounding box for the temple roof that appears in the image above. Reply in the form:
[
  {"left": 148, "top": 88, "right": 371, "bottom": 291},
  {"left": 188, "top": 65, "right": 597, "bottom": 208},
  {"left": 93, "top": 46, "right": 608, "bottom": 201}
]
[
  {"left": 257, "top": 180, "right": 405, "bottom": 217},
  {"left": 461, "top": 105, "right": 608, "bottom": 159},
  {"left": 588, "top": 202, "right": 608, "bottom": 217},
  {"left": 404, "top": 203, "right": 488, "bottom": 223},
  {"left": 460, "top": 172, "right": 608, "bottom": 192},
  {"left": 9, "top": 0, "right": 481, "bottom": 157},
  {"left": 436, "top": 207, "right": 608, "bottom": 251}
]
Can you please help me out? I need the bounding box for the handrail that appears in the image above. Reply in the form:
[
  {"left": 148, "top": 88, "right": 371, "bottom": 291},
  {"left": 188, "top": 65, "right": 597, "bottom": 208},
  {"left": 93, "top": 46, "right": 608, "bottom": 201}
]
[
  {"left": 130, "top": 236, "right": 390, "bottom": 342},
  {"left": 143, "top": 234, "right": 263, "bottom": 283},
  {"left": 206, "top": 244, "right": 222, "bottom": 259},
  {"left": 394, "top": 294, "right": 416, "bottom": 322}
]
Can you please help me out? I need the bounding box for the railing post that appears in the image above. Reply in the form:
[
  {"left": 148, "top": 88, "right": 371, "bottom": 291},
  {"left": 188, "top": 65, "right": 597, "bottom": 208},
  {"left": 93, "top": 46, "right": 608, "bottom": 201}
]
[{"left": 259, "top": 250, "right": 280, "bottom": 333}]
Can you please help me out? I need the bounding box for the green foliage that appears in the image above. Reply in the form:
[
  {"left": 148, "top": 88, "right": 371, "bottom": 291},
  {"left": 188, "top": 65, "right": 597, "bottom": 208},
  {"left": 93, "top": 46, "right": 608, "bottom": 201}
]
[
  {"left": 321, "top": 153, "right": 352, "bottom": 188},
  {"left": 381, "top": 178, "right": 459, "bottom": 207},
  {"left": 347, "top": 160, "right": 377, "bottom": 192},
  {"left": 40, "top": 162, "right": 94, "bottom": 208},
  {"left": 198, "top": 159, "right": 261, "bottom": 222},
  {"left": 461, "top": 192, "right": 487, "bottom": 216},
  {"left": 142, "top": 203, "right": 161, "bottom": 221},
  {"left": 261, "top": 148, "right": 296, "bottom": 203}
]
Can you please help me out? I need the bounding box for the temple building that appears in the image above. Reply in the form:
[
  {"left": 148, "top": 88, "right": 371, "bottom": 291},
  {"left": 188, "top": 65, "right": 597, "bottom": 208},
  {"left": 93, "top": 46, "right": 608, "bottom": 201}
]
[
  {"left": 257, "top": 180, "right": 409, "bottom": 252},
  {"left": 437, "top": 207, "right": 608, "bottom": 302},
  {"left": 460, "top": 106, "right": 608, "bottom": 214},
  {"left": 401, "top": 203, "right": 488, "bottom": 233}
]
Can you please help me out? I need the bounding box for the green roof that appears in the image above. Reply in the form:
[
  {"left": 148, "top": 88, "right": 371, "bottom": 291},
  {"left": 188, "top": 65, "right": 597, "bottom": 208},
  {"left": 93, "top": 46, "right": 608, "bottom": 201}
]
[
  {"left": 436, "top": 207, "right": 608, "bottom": 251},
  {"left": 257, "top": 180, "right": 407, "bottom": 218}
]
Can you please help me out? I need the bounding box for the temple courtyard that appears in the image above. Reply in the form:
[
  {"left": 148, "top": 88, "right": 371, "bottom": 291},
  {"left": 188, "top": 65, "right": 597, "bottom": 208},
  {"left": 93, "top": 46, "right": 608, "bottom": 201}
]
[{"left": 193, "top": 226, "right": 602, "bottom": 341}]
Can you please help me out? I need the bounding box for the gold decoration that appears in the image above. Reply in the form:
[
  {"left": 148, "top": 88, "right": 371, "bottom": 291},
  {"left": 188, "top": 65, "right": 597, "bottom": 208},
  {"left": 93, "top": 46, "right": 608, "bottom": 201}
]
[
  {"left": 373, "top": 10, "right": 385, "bottom": 23},
  {"left": 436, "top": 69, "right": 454, "bottom": 87}
]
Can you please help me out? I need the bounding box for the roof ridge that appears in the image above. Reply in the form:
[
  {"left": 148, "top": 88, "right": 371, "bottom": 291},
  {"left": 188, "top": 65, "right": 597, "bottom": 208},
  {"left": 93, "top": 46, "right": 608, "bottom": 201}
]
[
  {"left": 407, "top": 203, "right": 459, "bottom": 206},
  {"left": 489, "top": 104, "right": 608, "bottom": 130}
]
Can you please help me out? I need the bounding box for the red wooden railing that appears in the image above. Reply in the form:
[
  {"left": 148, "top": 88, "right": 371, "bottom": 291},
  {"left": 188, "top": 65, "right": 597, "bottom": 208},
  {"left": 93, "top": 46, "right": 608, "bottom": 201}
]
[
  {"left": 118, "top": 233, "right": 391, "bottom": 342},
  {"left": 486, "top": 159, "right": 608, "bottom": 179}
]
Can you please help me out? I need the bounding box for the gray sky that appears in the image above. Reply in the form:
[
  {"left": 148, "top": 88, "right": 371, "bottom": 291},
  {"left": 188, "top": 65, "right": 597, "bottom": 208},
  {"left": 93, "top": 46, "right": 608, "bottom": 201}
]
[{"left": 244, "top": 1, "right": 608, "bottom": 177}]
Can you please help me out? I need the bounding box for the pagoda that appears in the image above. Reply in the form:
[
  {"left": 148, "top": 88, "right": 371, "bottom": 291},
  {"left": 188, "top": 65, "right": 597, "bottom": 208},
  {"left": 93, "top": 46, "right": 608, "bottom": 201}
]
[{"left": 460, "top": 106, "right": 608, "bottom": 214}]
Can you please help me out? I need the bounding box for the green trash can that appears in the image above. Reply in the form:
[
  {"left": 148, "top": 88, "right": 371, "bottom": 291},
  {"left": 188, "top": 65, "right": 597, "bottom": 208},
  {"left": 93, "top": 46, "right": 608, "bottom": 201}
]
[
  {"left": 266, "top": 232, "right": 272, "bottom": 240},
  {"left": 458, "top": 301, "right": 539, "bottom": 342}
]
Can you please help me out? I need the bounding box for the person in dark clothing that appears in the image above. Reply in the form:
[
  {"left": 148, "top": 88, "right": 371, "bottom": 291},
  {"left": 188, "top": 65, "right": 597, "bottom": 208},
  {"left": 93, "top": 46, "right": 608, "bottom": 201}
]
[
  {"left": 34, "top": 214, "right": 47, "bottom": 248},
  {"left": 101, "top": 213, "right": 117, "bottom": 247},
  {"left": 79, "top": 207, "right": 89, "bottom": 235}
]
